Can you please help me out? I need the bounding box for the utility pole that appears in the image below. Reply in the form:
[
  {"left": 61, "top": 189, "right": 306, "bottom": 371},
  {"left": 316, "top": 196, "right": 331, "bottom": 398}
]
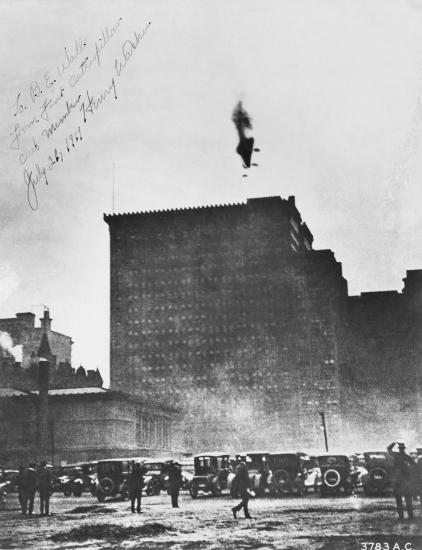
[
  {"left": 319, "top": 411, "right": 329, "bottom": 452},
  {"left": 50, "top": 419, "right": 55, "bottom": 466}
]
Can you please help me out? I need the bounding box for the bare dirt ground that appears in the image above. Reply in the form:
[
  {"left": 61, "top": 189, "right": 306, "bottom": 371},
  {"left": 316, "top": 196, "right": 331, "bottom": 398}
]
[{"left": 1, "top": 491, "right": 422, "bottom": 550}]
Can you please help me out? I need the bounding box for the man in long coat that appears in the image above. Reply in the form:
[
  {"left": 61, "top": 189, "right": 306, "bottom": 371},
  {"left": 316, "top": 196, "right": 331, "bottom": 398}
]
[
  {"left": 168, "top": 461, "right": 183, "bottom": 508},
  {"left": 387, "top": 441, "right": 414, "bottom": 519},
  {"left": 232, "top": 457, "right": 252, "bottom": 519},
  {"left": 128, "top": 461, "right": 148, "bottom": 513},
  {"left": 23, "top": 463, "right": 37, "bottom": 516},
  {"left": 37, "top": 461, "right": 51, "bottom": 516}
]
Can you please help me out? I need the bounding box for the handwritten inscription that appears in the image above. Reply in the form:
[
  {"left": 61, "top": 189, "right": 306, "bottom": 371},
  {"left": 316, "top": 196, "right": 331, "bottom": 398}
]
[{"left": 8, "top": 17, "right": 151, "bottom": 210}]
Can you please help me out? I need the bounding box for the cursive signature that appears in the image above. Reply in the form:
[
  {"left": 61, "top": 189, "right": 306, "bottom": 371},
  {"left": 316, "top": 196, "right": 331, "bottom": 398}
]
[
  {"left": 115, "top": 22, "right": 151, "bottom": 77},
  {"left": 80, "top": 78, "right": 118, "bottom": 123}
]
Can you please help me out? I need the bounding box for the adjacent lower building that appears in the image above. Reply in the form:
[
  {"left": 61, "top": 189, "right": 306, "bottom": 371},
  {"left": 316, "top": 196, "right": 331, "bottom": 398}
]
[
  {"left": 0, "top": 387, "right": 175, "bottom": 465},
  {"left": 0, "top": 317, "right": 178, "bottom": 466},
  {"left": 341, "top": 270, "right": 422, "bottom": 448}
]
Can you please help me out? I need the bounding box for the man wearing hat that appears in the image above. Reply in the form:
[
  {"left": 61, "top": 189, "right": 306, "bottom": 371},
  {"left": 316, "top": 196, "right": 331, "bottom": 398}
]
[
  {"left": 37, "top": 461, "right": 51, "bottom": 516},
  {"left": 231, "top": 456, "right": 253, "bottom": 519},
  {"left": 128, "top": 461, "right": 148, "bottom": 513},
  {"left": 387, "top": 441, "right": 415, "bottom": 520},
  {"left": 23, "top": 463, "right": 37, "bottom": 516},
  {"left": 167, "top": 460, "right": 183, "bottom": 508}
]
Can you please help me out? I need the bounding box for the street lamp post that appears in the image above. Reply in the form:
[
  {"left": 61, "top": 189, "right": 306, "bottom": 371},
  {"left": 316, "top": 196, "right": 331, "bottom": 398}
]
[
  {"left": 50, "top": 419, "right": 55, "bottom": 466},
  {"left": 319, "top": 411, "right": 329, "bottom": 452}
]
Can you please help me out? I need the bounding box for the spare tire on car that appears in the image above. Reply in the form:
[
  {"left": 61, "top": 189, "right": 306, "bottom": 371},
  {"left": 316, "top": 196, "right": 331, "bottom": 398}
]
[
  {"left": 323, "top": 469, "right": 341, "bottom": 488},
  {"left": 99, "top": 477, "right": 115, "bottom": 496}
]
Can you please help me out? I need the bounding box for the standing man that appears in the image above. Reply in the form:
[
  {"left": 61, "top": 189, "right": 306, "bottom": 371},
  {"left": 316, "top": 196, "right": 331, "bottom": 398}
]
[
  {"left": 387, "top": 441, "right": 414, "bottom": 520},
  {"left": 128, "top": 461, "right": 148, "bottom": 513},
  {"left": 167, "top": 460, "right": 183, "bottom": 508},
  {"left": 232, "top": 456, "right": 253, "bottom": 519},
  {"left": 16, "top": 466, "right": 26, "bottom": 514},
  {"left": 37, "top": 462, "right": 51, "bottom": 516},
  {"left": 23, "top": 463, "right": 37, "bottom": 516}
]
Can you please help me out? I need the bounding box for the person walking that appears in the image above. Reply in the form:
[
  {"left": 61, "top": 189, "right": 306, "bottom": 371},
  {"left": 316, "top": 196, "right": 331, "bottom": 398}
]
[
  {"left": 37, "top": 462, "right": 51, "bottom": 516},
  {"left": 387, "top": 441, "right": 415, "bottom": 520},
  {"left": 23, "top": 463, "right": 37, "bottom": 516},
  {"left": 232, "top": 457, "right": 253, "bottom": 519},
  {"left": 128, "top": 461, "right": 148, "bottom": 513},
  {"left": 167, "top": 460, "right": 183, "bottom": 508}
]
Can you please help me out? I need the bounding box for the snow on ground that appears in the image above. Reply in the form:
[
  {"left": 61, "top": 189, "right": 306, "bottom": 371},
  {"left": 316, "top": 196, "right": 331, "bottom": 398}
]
[{"left": 1, "top": 492, "right": 422, "bottom": 549}]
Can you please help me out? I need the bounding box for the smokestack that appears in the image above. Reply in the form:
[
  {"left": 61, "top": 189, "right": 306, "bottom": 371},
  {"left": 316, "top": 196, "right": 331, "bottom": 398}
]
[
  {"left": 40, "top": 309, "right": 52, "bottom": 332},
  {"left": 37, "top": 332, "right": 51, "bottom": 457}
]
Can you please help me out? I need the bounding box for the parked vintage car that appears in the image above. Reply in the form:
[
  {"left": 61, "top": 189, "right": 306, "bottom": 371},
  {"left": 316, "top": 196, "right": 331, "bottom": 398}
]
[
  {"left": 231, "top": 452, "right": 270, "bottom": 497},
  {"left": 317, "top": 454, "right": 354, "bottom": 496},
  {"left": 143, "top": 457, "right": 175, "bottom": 496},
  {"left": 268, "top": 452, "right": 311, "bottom": 496},
  {"left": 53, "top": 465, "right": 85, "bottom": 497},
  {"left": 95, "top": 458, "right": 134, "bottom": 501},
  {"left": 190, "top": 453, "right": 231, "bottom": 498},
  {"left": 360, "top": 451, "right": 393, "bottom": 495}
]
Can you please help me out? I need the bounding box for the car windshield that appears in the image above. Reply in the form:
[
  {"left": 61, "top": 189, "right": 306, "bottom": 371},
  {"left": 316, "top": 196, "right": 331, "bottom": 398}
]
[
  {"left": 195, "top": 457, "right": 215, "bottom": 475},
  {"left": 318, "top": 455, "right": 348, "bottom": 467},
  {"left": 145, "top": 462, "right": 164, "bottom": 471},
  {"left": 97, "top": 462, "right": 123, "bottom": 475},
  {"left": 270, "top": 454, "right": 298, "bottom": 469}
]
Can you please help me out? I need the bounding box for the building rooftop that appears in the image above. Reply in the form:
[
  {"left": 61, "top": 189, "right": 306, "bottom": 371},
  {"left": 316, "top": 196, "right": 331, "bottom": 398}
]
[
  {"left": 29, "top": 387, "right": 109, "bottom": 396},
  {"left": 104, "top": 195, "right": 302, "bottom": 223},
  {"left": 0, "top": 388, "right": 28, "bottom": 397}
]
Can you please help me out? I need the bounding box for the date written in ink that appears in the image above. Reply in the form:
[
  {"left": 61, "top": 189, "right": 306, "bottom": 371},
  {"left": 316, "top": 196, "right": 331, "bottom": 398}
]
[
  {"left": 65, "top": 125, "right": 83, "bottom": 152},
  {"left": 48, "top": 126, "right": 83, "bottom": 169}
]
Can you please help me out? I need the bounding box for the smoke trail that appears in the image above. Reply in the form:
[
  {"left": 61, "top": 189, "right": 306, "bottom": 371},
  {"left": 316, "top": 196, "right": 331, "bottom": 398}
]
[
  {"left": 0, "top": 331, "right": 23, "bottom": 363},
  {"left": 232, "top": 101, "right": 253, "bottom": 138}
]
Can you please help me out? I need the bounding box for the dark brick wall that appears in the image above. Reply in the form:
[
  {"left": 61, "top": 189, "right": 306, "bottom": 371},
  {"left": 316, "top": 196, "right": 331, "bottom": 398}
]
[{"left": 340, "top": 271, "right": 422, "bottom": 447}]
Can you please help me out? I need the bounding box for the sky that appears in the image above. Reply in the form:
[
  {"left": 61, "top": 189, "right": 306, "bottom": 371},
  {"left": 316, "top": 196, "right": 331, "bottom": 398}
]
[{"left": 1, "top": 0, "right": 422, "bottom": 386}]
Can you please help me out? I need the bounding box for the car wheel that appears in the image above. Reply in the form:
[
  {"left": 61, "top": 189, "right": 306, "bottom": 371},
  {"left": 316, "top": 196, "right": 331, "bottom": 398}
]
[
  {"left": 146, "top": 482, "right": 154, "bottom": 496},
  {"left": 63, "top": 488, "right": 72, "bottom": 497},
  {"left": 98, "top": 477, "right": 115, "bottom": 496},
  {"left": 190, "top": 484, "right": 198, "bottom": 499},
  {"left": 73, "top": 487, "right": 82, "bottom": 497}
]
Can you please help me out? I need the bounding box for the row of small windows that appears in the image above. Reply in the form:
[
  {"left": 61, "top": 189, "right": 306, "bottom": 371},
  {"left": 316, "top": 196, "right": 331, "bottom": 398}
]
[
  {"left": 124, "top": 297, "right": 283, "bottom": 308},
  {"left": 123, "top": 321, "right": 279, "bottom": 333}
]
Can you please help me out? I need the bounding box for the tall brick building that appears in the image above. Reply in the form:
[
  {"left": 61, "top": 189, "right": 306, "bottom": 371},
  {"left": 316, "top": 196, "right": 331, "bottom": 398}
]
[{"left": 104, "top": 196, "right": 354, "bottom": 451}]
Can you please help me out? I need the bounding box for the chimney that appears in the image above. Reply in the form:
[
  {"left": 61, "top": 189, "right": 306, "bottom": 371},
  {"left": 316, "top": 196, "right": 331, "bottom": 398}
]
[
  {"left": 40, "top": 309, "right": 52, "bottom": 331},
  {"left": 37, "top": 332, "right": 51, "bottom": 457}
]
